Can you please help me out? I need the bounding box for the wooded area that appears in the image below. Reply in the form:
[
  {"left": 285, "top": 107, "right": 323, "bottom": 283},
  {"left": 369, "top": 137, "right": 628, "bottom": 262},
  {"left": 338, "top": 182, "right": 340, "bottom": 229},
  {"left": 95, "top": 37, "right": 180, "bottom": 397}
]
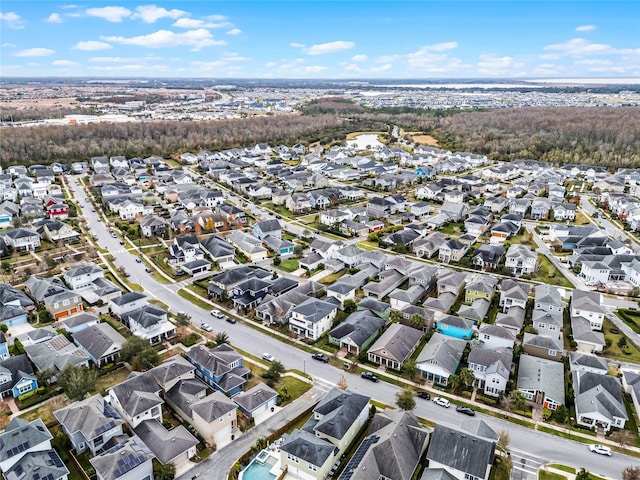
[{"left": 1, "top": 101, "right": 639, "bottom": 168}]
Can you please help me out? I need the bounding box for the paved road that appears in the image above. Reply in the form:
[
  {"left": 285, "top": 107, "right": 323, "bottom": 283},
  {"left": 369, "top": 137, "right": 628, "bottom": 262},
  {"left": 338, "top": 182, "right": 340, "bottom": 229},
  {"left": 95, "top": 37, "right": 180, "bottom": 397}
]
[{"left": 71, "top": 176, "right": 639, "bottom": 479}]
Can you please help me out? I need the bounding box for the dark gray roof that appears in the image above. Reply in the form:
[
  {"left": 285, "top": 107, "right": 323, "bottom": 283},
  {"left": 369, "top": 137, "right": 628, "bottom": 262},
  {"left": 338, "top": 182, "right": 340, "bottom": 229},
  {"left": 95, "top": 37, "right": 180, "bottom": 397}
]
[
  {"left": 523, "top": 333, "right": 563, "bottom": 351},
  {"left": 280, "top": 429, "right": 336, "bottom": 467},
  {"left": 60, "top": 313, "right": 99, "bottom": 329},
  {"left": 367, "top": 323, "right": 423, "bottom": 363},
  {"left": 420, "top": 468, "right": 458, "bottom": 480},
  {"left": 291, "top": 297, "right": 336, "bottom": 323},
  {"left": 0, "top": 418, "right": 52, "bottom": 464},
  {"left": 111, "top": 291, "right": 147, "bottom": 306},
  {"left": 109, "top": 373, "right": 163, "bottom": 418},
  {"left": 0, "top": 354, "right": 35, "bottom": 394},
  {"left": 73, "top": 323, "right": 126, "bottom": 360},
  {"left": 569, "top": 352, "right": 608, "bottom": 372},
  {"left": 339, "top": 410, "right": 428, "bottom": 480},
  {"left": 166, "top": 378, "right": 235, "bottom": 422},
  {"left": 233, "top": 383, "right": 278, "bottom": 412},
  {"left": 459, "top": 418, "right": 499, "bottom": 441},
  {"left": 90, "top": 435, "right": 155, "bottom": 480},
  {"left": 134, "top": 419, "right": 198, "bottom": 464},
  {"left": 304, "top": 388, "right": 370, "bottom": 441},
  {"left": 416, "top": 332, "right": 467, "bottom": 376},
  {"left": 426, "top": 424, "right": 496, "bottom": 478},
  {"left": 329, "top": 310, "right": 386, "bottom": 349},
  {"left": 53, "top": 394, "right": 124, "bottom": 443},
  {"left": 517, "top": 355, "right": 565, "bottom": 405},
  {"left": 4, "top": 449, "right": 69, "bottom": 480}
]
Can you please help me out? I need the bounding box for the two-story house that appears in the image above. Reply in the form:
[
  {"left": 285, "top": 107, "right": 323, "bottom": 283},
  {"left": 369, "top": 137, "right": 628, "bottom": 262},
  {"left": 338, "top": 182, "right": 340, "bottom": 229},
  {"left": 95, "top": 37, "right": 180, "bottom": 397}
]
[
  {"left": 90, "top": 435, "right": 154, "bottom": 480},
  {"left": 517, "top": 354, "right": 565, "bottom": 411},
  {"left": 73, "top": 323, "right": 126, "bottom": 367},
  {"left": 288, "top": 297, "right": 338, "bottom": 340},
  {"left": 23, "top": 276, "right": 83, "bottom": 319},
  {"left": 185, "top": 344, "right": 250, "bottom": 397},
  {"left": 571, "top": 289, "right": 606, "bottom": 330},
  {"left": 0, "top": 354, "right": 37, "bottom": 399},
  {"left": 416, "top": 332, "right": 467, "bottom": 386},
  {"left": 468, "top": 346, "right": 512, "bottom": 397},
  {"left": 505, "top": 244, "right": 538, "bottom": 276}
]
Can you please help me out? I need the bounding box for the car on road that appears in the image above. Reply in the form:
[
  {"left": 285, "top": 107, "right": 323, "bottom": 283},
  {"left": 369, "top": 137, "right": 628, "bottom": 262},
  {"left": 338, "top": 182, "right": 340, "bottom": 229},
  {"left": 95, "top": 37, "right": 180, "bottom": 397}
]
[
  {"left": 135, "top": 258, "right": 142, "bottom": 263},
  {"left": 433, "top": 397, "right": 450, "bottom": 408},
  {"left": 225, "top": 316, "right": 236, "bottom": 324},
  {"left": 456, "top": 406, "right": 475, "bottom": 416},
  {"left": 201, "top": 323, "right": 213, "bottom": 332},
  {"left": 360, "top": 371, "right": 379, "bottom": 382},
  {"left": 416, "top": 391, "right": 431, "bottom": 400},
  {"left": 269, "top": 212, "right": 274, "bottom": 216},
  {"left": 262, "top": 353, "right": 275, "bottom": 362},
  {"left": 589, "top": 444, "right": 612, "bottom": 456},
  {"left": 311, "top": 353, "right": 329, "bottom": 363},
  {"left": 119, "top": 241, "right": 125, "bottom": 245},
  {"left": 145, "top": 268, "right": 152, "bottom": 273},
  {"left": 276, "top": 215, "right": 282, "bottom": 219},
  {"left": 210, "top": 309, "right": 224, "bottom": 318}
]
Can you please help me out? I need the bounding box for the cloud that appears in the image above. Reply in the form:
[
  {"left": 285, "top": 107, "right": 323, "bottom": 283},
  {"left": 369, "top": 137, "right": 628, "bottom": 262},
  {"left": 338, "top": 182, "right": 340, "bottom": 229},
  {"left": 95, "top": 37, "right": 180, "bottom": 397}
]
[
  {"left": 0, "top": 11, "right": 24, "bottom": 28},
  {"left": 1, "top": 43, "right": 16, "bottom": 48},
  {"left": 306, "top": 41, "right": 354, "bottom": 55},
  {"left": 351, "top": 54, "right": 367, "bottom": 62},
  {"left": 103, "top": 29, "right": 226, "bottom": 50},
  {"left": 172, "top": 15, "right": 231, "bottom": 29},
  {"left": 477, "top": 54, "right": 518, "bottom": 75},
  {"left": 264, "top": 62, "right": 277, "bottom": 68},
  {"left": 576, "top": 25, "right": 596, "bottom": 32},
  {"left": 88, "top": 64, "right": 170, "bottom": 73},
  {"left": 289, "top": 42, "right": 305, "bottom": 48},
  {"left": 133, "top": 5, "right": 187, "bottom": 23},
  {"left": 86, "top": 6, "right": 131, "bottom": 22},
  {"left": 222, "top": 52, "right": 251, "bottom": 62},
  {"left": 89, "top": 56, "right": 131, "bottom": 62},
  {"left": 301, "top": 65, "right": 328, "bottom": 73},
  {"left": 52, "top": 59, "right": 78, "bottom": 66},
  {"left": 405, "top": 42, "right": 469, "bottom": 72},
  {"left": 226, "top": 28, "right": 241, "bottom": 35},
  {"left": 73, "top": 40, "right": 112, "bottom": 51},
  {"left": 370, "top": 63, "right": 392, "bottom": 73},
  {"left": 14, "top": 48, "right": 55, "bottom": 57},
  {"left": 343, "top": 63, "right": 364, "bottom": 73},
  {"left": 46, "top": 13, "right": 63, "bottom": 23},
  {"left": 543, "top": 38, "right": 616, "bottom": 57}
]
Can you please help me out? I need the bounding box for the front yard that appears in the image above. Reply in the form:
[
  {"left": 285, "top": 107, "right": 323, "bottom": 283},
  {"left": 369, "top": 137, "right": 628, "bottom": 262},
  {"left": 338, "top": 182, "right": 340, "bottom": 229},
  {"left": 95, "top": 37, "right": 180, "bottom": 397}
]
[
  {"left": 277, "top": 258, "right": 299, "bottom": 273},
  {"left": 603, "top": 318, "right": 640, "bottom": 363},
  {"left": 532, "top": 255, "right": 574, "bottom": 289}
]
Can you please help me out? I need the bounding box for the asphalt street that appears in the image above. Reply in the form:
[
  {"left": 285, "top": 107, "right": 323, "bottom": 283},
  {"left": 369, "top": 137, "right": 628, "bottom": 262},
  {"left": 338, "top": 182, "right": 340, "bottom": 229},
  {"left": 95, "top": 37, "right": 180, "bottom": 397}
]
[{"left": 70, "top": 176, "right": 640, "bottom": 479}]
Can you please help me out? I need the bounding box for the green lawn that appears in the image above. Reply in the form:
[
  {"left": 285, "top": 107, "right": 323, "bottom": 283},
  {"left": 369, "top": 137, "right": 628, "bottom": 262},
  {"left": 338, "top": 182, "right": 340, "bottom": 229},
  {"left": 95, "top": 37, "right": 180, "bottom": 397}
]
[
  {"left": 439, "top": 223, "right": 461, "bottom": 235},
  {"left": 616, "top": 309, "right": 640, "bottom": 334},
  {"left": 177, "top": 288, "right": 213, "bottom": 310},
  {"left": 532, "top": 255, "right": 574, "bottom": 288},
  {"left": 539, "top": 471, "right": 567, "bottom": 480},
  {"left": 604, "top": 318, "right": 640, "bottom": 363},
  {"left": 277, "top": 376, "right": 312, "bottom": 407},
  {"left": 319, "top": 269, "right": 347, "bottom": 285},
  {"left": 277, "top": 258, "right": 299, "bottom": 272}
]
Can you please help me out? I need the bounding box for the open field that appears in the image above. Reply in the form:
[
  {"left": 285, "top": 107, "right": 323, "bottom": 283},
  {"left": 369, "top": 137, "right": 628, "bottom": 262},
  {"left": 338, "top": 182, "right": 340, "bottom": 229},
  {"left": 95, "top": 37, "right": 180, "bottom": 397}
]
[{"left": 407, "top": 132, "right": 440, "bottom": 146}]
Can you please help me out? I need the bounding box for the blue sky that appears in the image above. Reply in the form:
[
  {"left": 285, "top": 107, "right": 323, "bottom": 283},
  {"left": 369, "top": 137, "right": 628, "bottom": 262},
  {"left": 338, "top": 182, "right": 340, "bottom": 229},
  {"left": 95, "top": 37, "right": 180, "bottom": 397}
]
[{"left": 1, "top": 1, "right": 638, "bottom": 78}]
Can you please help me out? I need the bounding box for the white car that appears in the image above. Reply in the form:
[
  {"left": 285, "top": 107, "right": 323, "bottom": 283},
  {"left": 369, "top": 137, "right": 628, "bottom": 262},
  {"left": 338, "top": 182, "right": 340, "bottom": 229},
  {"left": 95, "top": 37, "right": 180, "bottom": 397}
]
[
  {"left": 433, "top": 397, "right": 451, "bottom": 408},
  {"left": 589, "top": 444, "right": 612, "bottom": 456},
  {"left": 210, "top": 309, "right": 223, "bottom": 318},
  {"left": 201, "top": 323, "right": 213, "bottom": 332},
  {"left": 262, "top": 353, "right": 275, "bottom": 362}
]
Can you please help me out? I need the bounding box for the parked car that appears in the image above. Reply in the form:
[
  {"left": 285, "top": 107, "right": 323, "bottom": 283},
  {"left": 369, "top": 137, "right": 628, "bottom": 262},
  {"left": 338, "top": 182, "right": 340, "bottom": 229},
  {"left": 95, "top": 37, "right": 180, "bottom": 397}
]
[
  {"left": 329, "top": 460, "right": 340, "bottom": 476},
  {"left": 225, "top": 316, "right": 236, "bottom": 324},
  {"left": 311, "top": 353, "right": 329, "bottom": 363},
  {"left": 262, "top": 353, "right": 275, "bottom": 362},
  {"left": 433, "top": 397, "right": 450, "bottom": 408},
  {"left": 201, "top": 323, "right": 213, "bottom": 332},
  {"left": 589, "top": 444, "right": 612, "bottom": 456},
  {"left": 456, "top": 406, "right": 476, "bottom": 416},
  {"left": 210, "top": 309, "right": 224, "bottom": 318},
  {"left": 360, "top": 371, "right": 379, "bottom": 382},
  {"left": 276, "top": 215, "right": 282, "bottom": 219},
  {"left": 135, "top": 258, "right": 142, "bottom": 263},
  {"left": 416, "top": 391, "right": 431, "bottom": 400},
  {"left": 145, "top": 268, "right": 152, "bottom": 273}
]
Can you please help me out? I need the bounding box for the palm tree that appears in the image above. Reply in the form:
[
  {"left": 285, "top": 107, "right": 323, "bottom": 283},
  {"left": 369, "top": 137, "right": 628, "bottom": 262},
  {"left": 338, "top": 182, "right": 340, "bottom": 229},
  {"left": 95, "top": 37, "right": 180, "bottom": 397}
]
[{"left": 215, "top": 331, "right": 230, "bottom": 345}]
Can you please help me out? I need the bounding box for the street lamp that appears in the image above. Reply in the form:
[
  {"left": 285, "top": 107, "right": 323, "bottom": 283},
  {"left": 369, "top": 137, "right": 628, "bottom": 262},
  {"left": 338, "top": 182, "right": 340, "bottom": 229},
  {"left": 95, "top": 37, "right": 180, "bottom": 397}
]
[{"left": 303, "top": 360, "right": 306, "bottom": 376}]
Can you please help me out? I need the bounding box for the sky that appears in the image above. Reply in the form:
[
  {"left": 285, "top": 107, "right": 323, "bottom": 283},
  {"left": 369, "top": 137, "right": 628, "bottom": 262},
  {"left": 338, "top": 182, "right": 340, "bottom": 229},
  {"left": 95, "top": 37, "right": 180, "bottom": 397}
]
[{"left": 0, "top": 1, "right": 639, "bottom": 79}]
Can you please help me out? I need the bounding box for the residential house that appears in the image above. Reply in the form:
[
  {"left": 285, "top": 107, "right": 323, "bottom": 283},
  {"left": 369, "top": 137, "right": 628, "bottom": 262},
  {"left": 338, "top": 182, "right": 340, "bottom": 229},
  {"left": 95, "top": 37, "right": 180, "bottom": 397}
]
[
  {"left": 226, "top": 230, "right": 268, "bottom": 262},
  {"left": 338, "top": 410, "right": 429, "bottom": 480},
  {"left": 24, "top": 334, "right": 89, "bottom": 378},
  {"left": 457, "top": 298, "right": 490, "bottom": 325},
  {"left": 289, "top": 298, "right": 337, "bottom": 340},
  {"left": 468, "top": 347, "right": 512, "bottom": 397},
  {"left": 367, "top": 324, "right": 423, "bottom": 370},
  {"left": 440, "top": 201, "right": 468, "bottom": 222},
  {"left": 0, "top": 418, "right": 68, "bottom": 480},
  {"left": 465, "top": 275, "right": 498, "bottom": 303},
  {"left": 416, "top": 333, "right": 466, "bottom": 386},
  {"left": 1, "top": 228, "right": 41, "bottom": 250},
  {"left": 571, "top": 316, "right": 606, "bottom": 353},
  {"left": 413, "top": 232, "right": 446, "bottom": 258},
  {"left": 436, "top": 315, "right": 474, "bottom": 340},
  {"left": 139, "top": 214, "right": 167, "bottom": 237},
  {"left": 532, "top": 310, "right": 564, "bottom": 339},
  {"left": 389, "top": 285, "right": 425, "bottom": 311},
  {"left": 438, "top": 240, "right": 467, "bottom": 264},
  {"left": 53, "top": 394, "right": 125, "bottom": 456},
  {"left": 573, "top": 370, "right": 627, "bottom": 432},
  {"left": 505, "top": 244, "right": 537, "bottom": 276},
  {"left": 185, "top": 344, "right": 250, "bottom": 397},
  {"left": 477, "top": 324, "right": 515, "bottom": 350},
  {"left": 571, "top": 290, "right": 605, "bottom": 330},
  {"left": 495, "top": 306, "right": 526, "bottom": 335},
  {"left": 120, "top": 303, "right": 176, "bottom": 345},
  {"left": 0, "top": 354, "right": 37, "bottom": 399},
  {"left": 134, "top": 419, "right": 198, "bottom": 467},
  {"left": 473, "top": 245, "right": 505, "bottom": 271},
  {"left": 534, "top": 284, "right": 565, "bottom": 313},
  {"left": 165, "top": 379, "right": 238, "bottom": 449},
  {"left": 24, "top": 276, "right": 84, "bottom": 319},
  {"left": 499, "top": 279, "right": 531, "bottom": 311},
  {"left": 522, "top": 334, "right": 564, "bottom": 361},
  {"left": 0, "top": 283, "right": 34, "bottom": 327},
  {"left": 73, "top": 323, "right": 126, "bottom": 367},
  {"left": 233, "top": 383, "right": 278, "bottom": 420},
  {"left": 426, "top": 424, "right": 496, "bottom": 480},
  {"left": 517, "top": 354, "right": 565, "bottom": 411},
  {"left": 328, "top": 309, "right": 386, "bottom": 355}
]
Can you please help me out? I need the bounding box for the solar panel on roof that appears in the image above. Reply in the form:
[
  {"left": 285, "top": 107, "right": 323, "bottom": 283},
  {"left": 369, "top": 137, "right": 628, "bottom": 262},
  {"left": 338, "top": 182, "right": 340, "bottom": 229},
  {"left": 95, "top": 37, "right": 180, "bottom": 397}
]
[
  {"left": 47, "top": 451, "right": 64, "bottom": 468},
  {"left": 103, "top": 402, "right": 120, "bottom": 419},
  {"left": 338, "top": 435, "right": 379, "bottom": 480}
]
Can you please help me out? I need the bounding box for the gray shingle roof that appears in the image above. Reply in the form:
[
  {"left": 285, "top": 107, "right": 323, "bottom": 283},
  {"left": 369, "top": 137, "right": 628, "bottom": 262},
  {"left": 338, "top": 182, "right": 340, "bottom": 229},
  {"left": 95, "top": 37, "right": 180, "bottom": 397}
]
[
  {"left": 233, "top": 383, "right": 278, "bottom": 412},
  {"left": 280, "top": 429, "right": 336, "bottom": 467},
  {"left": 4, "top": 449, "right": 69, "bottom": 480},
  {"left": 304, "top": 388, "right": 370, "bottom": 441},
  {"left": 426, "top": 424, "right": 496, "bottom": 479},
  {"left": 517, "top": 355, "right": 565, "bottom": 405},
  {"left": 367, "top": 323, "right": 423, "bottom": 363},
  {"left": 574, "top": 371, "right": 627, "bottom": 423},
  {"left": 73, "top": 323, "right": 126, "bottom": 360},
  {"left": 291, "top": 297, "right": 336, "bottom": 323},
  {"left": 134, "top": 420, "right": 198, "bottom": 464},
  {"left": 329, "top": 310, "right": 386, "bottom": 349},
  {"left": 416, "top": 332, "right": 467, "bottom": 376},
  {"left": 0, "top": 418, "right": 52, "bottom": 465},
  {"left": 166, "top": 378, "right": 235, "bottom": 422},
  {"left": 53, "top": 394, "right": 124, "bottom": 443}
]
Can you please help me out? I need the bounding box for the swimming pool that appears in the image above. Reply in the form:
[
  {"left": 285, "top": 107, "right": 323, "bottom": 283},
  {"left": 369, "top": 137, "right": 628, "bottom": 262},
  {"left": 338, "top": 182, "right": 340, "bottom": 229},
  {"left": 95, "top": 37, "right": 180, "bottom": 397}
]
[{"left": 239, "top": 455, "right": 277, "bottom": 480}]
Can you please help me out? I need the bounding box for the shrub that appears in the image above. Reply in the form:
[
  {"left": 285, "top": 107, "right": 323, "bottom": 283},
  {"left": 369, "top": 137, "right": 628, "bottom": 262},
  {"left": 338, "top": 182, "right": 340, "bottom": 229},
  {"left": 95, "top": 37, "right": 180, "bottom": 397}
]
[{"left": 181, "top": 333, "right": 202, "bottom": 347}]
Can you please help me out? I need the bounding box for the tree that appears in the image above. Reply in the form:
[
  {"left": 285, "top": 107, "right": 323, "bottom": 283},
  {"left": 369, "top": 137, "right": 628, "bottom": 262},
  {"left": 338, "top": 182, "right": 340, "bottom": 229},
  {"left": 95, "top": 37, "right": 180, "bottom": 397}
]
[
  {"left": 153, "top": 459, "right": 176, "bottom": 480},
  {"left": 389, "top": 310, "right": 403, "bottom": 323},
  {"left": 575, "top": 468, "right": 590, "bottom": 480},
  {"left": 622, "top": 466, "right": 640, "bottom": 480},
  {"left": 273, "top": 255, "right": 281, "bottom": 266},
  {"left": 293, "top": 244, "right": 304, "bottom": 256},
  {"left": 57, "top": 365, "right": 97, "bottom": 402},
  {"left": 336, "top": 374, "right": 348, "bottom": 390},
  {"left": 215, "top": 331, "right": 230, "bottom": 346},
  {"left": 504, "top": 390, "right": 527, "bottom": 413},
  {"left": 120, "top": 336, "right": 149, "bottom": 364},
  {"left": 551, "top": 404, "right": 568, "bottom": 424},
  {"left": 410, "top": 313, "right": 424, "bottom": 330},
  {"left": 611, "top": 429, "right": 635, "bottom": 448},
  {"left": 120, "top": 336, "right": 160, "bottom": 371},
  {"left": 395, "top": 388, "right": 416, "bottom": 411},
  {"left": 175, "top": 312, "right": 191, "bottom": 327},
  {"left": 343, "top": 299, "right": 357, "bottom": 314},
  {"left": 457, "top": 368, "right": 476, "bottom": 390},
  {"left": 263, "top": 361, "right": 285, "bottom": 386},
  {"left": 401, "top": 358, "right": 418, "bottom": 379},
  {"left": 134, "top": 347, "right": 161, "bottom": 371},
  {"left": 36, "top": 368, "right": 56, "bottom": 386},
  {"left": 496, "top": 430, "right": 510, "bottom": 456}
]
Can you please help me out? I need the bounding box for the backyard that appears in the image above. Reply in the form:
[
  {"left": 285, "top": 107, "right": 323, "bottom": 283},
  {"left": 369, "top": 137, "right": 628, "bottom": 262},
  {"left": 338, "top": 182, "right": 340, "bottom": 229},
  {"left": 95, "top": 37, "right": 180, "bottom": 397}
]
[
  {"left": 532, "top": 255, "right": 574, "bottom": 289},
  {"left": 603, "top": 318, "right": 640, "bottom": 363}
]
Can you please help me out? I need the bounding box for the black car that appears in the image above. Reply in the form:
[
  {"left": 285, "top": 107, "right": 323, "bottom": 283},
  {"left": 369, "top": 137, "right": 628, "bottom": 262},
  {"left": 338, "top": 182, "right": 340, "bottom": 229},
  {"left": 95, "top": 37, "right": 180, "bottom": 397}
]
[
  {"left": 416, "top": 391, "right": 431, "bottom": 400},
  {"left": 311, "top": 353, "right": 329, "bottom": 363},
  {"left": 225, "top": 316, "right": 237, "bottom": 324},
  {"left": 456, "top": 406, "right": 476, "bottom": 416},
  {"left": 361, "top": 371, "right": 379, "bottom": 382},
  {"left": 276, "top": 215, "right": 282, "bottom": 219}
]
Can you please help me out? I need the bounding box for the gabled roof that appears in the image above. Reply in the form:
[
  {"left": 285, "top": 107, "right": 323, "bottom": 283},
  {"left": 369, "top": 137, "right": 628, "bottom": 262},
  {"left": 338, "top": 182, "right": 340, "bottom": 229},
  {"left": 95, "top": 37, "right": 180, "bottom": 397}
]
[
  {"left": 166, "top": 379, "right": 235, "bottom": 422},
  {"left": 574, "top": 371, "right": 627, "bottom": 422},
  {"left": 291, "top": 297, "right": 336, "bottom": 323},
  {"left": 416, "top": 332, "right": 466, "bottom": 375},
  {"left": 233, "top": 383, "right": 278, "bottom": 412},
  {"left": 134, "top": 420, "right": 198, "bottom": 464},
  {"left": 426, "top": 424, "right": 495, "bottom": 479},
  {"left": 367, "top": 323, "right": 423, "bottom": 363},
  {"left": 305, "top": 388, "right": 370, "bottom": 441},
  {"left": 53, "top": 394, "right": 124, "bottom": 442},
  {"left": 0, "top": 418, "right": 52, "bottom": 464},
  {"left": 517, "top": 355, "right": 565, "bottom": 404},
  {"left": 280, "top": 429, "right": 336, "bottom": 467},
  {"left": 73, "top": 323, "right": 126, "bottom": 360},
  {"left": 4, "top": 449, "right": 69, "bottom": 480}
]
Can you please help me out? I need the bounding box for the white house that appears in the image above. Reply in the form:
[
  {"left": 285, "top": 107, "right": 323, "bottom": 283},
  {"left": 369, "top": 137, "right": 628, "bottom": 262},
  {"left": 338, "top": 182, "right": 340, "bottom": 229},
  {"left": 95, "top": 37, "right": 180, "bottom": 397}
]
[{"left": 288, "top": 297, "right": 337, "bottom": 340}]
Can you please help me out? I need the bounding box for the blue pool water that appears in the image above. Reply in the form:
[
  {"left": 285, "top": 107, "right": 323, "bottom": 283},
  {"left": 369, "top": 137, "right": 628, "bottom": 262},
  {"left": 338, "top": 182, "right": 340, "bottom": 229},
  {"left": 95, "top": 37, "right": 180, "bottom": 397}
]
[{"left": 240, "top": 457, "right": 277, "bottom": 480}]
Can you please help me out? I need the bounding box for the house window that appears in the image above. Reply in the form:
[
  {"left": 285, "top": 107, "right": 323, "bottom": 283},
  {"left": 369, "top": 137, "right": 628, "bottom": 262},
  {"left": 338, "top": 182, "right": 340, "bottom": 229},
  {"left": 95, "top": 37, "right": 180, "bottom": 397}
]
[
  {"left": 54, "top": 302, "right": 59, "bottom": 308},
  {"left": 308, "top": 464, "right": 317, "bottom": 472},
  {"left": 219, "top": 417, "right": 224, "bottom": 422},
  {"left": 17, "top": 383, "right": 32, "bottom": 394},
  {"left": 63, "top": 299, "right": 70, "bottom": 306},
  {"left": 548, "top": 350, "right": 557, "bottom": 356}
]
